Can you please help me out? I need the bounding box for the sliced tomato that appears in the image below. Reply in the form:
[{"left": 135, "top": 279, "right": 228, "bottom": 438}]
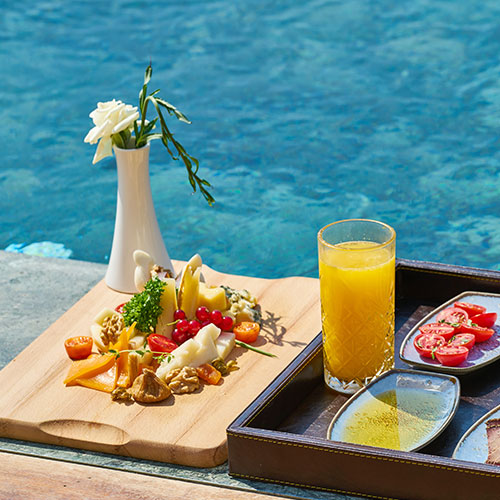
[
  {"left": 413, "top": 332, "right": 446, "bottom": 358},
  {"left": 449, "top": 333, "right": 476, "bottom": 350},
  {"left": 147, "top": 334, "right": 178, "bottom": 353},
  {"left": 419, "top": 323, "right": 456, "bottom": 341},
  {"left": 454, "top": 301, "right": 486, "bottom": 318},
  {"left": 470, "top": 312, "right": 497, "bottom": 328},
  {"left": 64, "top": 336, "right": 93, "bottom": 360},
  {"left": 459, "top": 323, "right": 495, "bottom": 343},
  {"left": 233, "top": 321, "right": 260, "bottom": 343},
  {"left": 434, "top": 344, "right": 469, "bottom": 366},
  {"left": 436, "top": 307, "right": 468, "bottom": 326},
  {"left": 115, "top": 302, "right": 126, "bottom": 314}
]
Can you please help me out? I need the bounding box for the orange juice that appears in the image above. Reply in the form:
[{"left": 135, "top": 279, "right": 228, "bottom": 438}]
[{"left": 319, "top": 240, "right": 395, "bottom": 389}]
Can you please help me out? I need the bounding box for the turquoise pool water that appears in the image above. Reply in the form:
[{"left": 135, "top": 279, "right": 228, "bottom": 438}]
[{"left": 2, "top": 0, "right": 500, "bottom": 278}]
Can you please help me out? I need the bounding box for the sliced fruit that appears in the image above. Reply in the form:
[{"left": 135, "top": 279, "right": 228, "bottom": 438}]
[
  {"left": 196, "top": 363, "right": 222, "bottom": 385},
  {"left": 64, "top": 353, "right": 115, "bottom": 386}
]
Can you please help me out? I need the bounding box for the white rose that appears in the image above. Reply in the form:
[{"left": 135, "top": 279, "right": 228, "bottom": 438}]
[{"left": 84, "top": 99, "right": 139, "bottom": 164}]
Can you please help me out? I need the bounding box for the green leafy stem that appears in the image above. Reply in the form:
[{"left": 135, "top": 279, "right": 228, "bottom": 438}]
[{"left": 113, "top": 64, "right": 214, "bottom": 206}]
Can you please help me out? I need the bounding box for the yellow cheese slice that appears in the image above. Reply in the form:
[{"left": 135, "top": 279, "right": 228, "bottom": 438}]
[
  {"left": 156, "top": 278, "right": 177, "bottom": 338},
  {"left": 197, "top": 282, "right": 228, "bottom": 312}
]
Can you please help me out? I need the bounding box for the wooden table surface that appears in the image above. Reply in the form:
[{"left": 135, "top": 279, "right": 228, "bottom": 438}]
[{"left": 0, "top": 452, "right": 284, "bottom": 500}]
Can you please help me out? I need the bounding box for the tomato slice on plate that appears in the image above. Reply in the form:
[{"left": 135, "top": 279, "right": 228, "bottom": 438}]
[
  {"left": 413, "top": 332, "right": 446, "bottom": 358},
  {"left": 436, "top": 307, "right": 468, "bottom": 325},
  {"left": 459, "top": 323, "right": 495, "bottom": 343},
  {"left": 470, "top": 312, "right": 497, "bottom": 328},
  {"left": 147, "top": 334, "right": 178, "bottom": 353},
  {"left": 419, "top": 323, "right": 456, "bottom": 341},
  {"left": 64, "top": 336, "right": 93, "bottom": 360},
  {"left": 434, "top": 344, "right": 469, "bottom": 366},
  {"left": 448, "top": 333, "right": 476, "bottom": 350},
  {"left": 454, "top": 301, "right": 486, "bottom": 318}
]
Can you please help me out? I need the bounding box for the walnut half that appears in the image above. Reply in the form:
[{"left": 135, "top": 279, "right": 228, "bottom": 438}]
[
  {"left": 164, "top": 367, "right": 200, "bottom": 394},
  {"left": 101, "top": 313, "right": 124, "bottom": 345},
  {"left": 130, "top": 368, "right": 171, "bottom": 403}
]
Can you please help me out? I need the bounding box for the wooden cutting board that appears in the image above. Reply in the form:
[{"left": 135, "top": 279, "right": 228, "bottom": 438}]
[{"left": 0, "top": 261, "right": 320, "bottom": 467}]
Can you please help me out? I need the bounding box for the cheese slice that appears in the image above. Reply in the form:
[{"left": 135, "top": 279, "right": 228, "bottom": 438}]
[
  {"left": 197, "top": 282, "right": 228, "bottom": 312},
  {"left": 156, "top": 278, "right": 177, "bottom": 338},
  {"left": 156, "top": 323, "right": 222, "bottom": 379},
  {"left": 178, "top": 266, "right": 201, "bottom": 320},
  {"left": 215, "top": 332, "right": 235, "bottom": 360}
]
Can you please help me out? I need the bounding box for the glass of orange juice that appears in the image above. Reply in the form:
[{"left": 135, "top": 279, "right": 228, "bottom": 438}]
[{"left": 318, "top": 219, "right": 396, "bottom": 394}]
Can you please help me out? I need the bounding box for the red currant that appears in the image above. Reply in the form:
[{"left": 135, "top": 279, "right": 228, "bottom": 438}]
[
  {"left": 196, "top": 306, "right": 210, "bottom": 322},
  {"left": 188, "top": 320, "right": 201, "bottom": 335},
  {"left": 172, "top": 328, "right": 190, "bottom": 345},
  {"left": 177, "top": 319, "right": 189, "bottom": 333},
  {"left": 200, "top": 320, "right": 211, "bottom": 328},
  {"left": 221, "top": 315, "right": 234, "bottom": 331},
  {"left": 210, "top": 309, "right": 223, "bottom": 327},
  {"left": 174, "top": 309, "right": 186, "bottom": 321}
]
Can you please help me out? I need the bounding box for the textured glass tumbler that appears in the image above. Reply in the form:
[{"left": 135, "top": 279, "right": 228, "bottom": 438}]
[{"left": 318, "top": 219, "right": 396, "bottom": 394}]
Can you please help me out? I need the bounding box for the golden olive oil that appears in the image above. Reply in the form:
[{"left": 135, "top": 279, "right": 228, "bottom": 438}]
[{"left": 340, "top": 387, "right": 448, "bottom": 451}]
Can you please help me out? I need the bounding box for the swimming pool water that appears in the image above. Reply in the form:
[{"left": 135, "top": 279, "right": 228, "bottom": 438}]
[{"left": 2, "top": 0, "right": 500, "bottom": 278}]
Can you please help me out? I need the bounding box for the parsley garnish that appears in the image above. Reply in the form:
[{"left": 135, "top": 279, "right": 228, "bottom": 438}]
[{"left": 122, "top": 277, "right": 166, "bottom": 333}]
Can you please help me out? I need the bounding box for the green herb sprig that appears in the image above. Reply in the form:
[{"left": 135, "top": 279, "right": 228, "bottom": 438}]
[
  {"left": 235, "top": 340, "right": 277, "bottom": 357},
  {"left": 122, "top": 277, "right": 166, "bottom": 333},
  {"left": 108, "top": 348, "right": 174, "bottom": 364}
]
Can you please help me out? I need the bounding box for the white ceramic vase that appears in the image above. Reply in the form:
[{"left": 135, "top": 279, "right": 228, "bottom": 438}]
[{"left": 105, "top": 144, "right": 173, "bottom": 293}]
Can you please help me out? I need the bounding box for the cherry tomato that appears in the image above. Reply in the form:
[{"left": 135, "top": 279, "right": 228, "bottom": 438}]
[
  {"left": 64, "top": 336, "right": 93, "bottom": 360},
  {"left": 147, "top": 334, "right": 178, "bottom": 353},
  {"left": 172, "top": 328, "right": 190, "bottom": 345},
  {"left": 459, "top": 323, "right": 495, "bottom": 342},
  {"left": 470, "top": 312, "right": 497, "bottom": 328},
  {"left": 449, "top": 333, "right": 476, "bottom": 350},
  {"left": 221, "top": 315, "right": 234, "bottom": 331},
  {"left": 210, "top": 310, "right": 223, "bottom": 327},
  {"left": 419, "top": 323, "right": 456, "bottom": 341},
  {"left": 413, "top": 332, "right": 446, "bottom": 358},
  {"left": 234, "top": 321, "right": 260, "bottom": 343},
  {"left": 174, "top": 309, "right": 186, "bottom": 321},
  {"left": 434, "top": 344, "right": 469, "bottom": 366},
  {"left": 196, "top": 306, "right": 210, "bottom": 322},
  {"left": 196, "top": 363, "right": 222, "bottom": 385},
  {"left": 115, "top": 303, "right": 126, "bottom": 314},
  {"left": 436, "top": 307, "right": 468, "bottom": 325},
  {"left": 188, "top": 320, "right": 201, "bottom": 335},
  {"left": 454, "top": 301, "right": 486, "bottom": 318}
]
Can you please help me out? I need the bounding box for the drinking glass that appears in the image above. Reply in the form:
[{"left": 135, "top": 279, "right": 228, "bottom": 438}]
[{"left": 318, "top": 219, "right": 396, "bottom": 394}]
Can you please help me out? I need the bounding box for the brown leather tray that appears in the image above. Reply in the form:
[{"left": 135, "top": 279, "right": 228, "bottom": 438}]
[{"left": 227, "top": 259, "right": 500, "bottom": 500}]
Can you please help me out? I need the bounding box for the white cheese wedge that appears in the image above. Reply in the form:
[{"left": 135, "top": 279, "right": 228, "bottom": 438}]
[
  {"left": 215, "top": 332, "right": 235, "bottom": 360},
  {"left": 156, "top": 323, "right": 222, "bottom": 380},
  {"left": 90, "top": 308, "right": 119, "bottom": 352},
  {"left": 93, "top": 308, "right": 117, "bottom": 325},
  {"left": 156, "top": 338, "right": 200, "bottom": 379},
  {"left": 90, "top": 323, "right": 106, "bottom": 352},
  {"left": 187, "top": 324, "right": 220, "bottom": 368},
  {"left": 156, "top": 278, "right": 177, "bottom": 338}
]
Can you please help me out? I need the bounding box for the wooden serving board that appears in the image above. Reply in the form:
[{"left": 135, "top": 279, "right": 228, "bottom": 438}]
[{"left": 0, "top": 262, "right": 320, "bottom": 467}]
